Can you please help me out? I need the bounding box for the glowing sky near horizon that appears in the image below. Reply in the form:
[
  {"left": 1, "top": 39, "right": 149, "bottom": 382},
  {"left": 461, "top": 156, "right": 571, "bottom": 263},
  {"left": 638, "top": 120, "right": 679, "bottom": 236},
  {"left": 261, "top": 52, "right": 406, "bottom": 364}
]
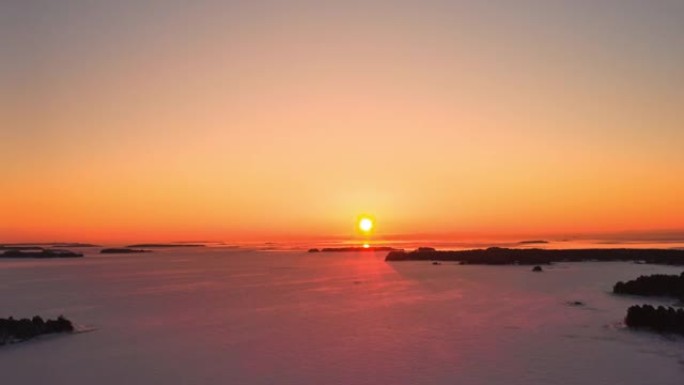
[{"left": 1, "top": 1, "right": 683, "bottom": 243}]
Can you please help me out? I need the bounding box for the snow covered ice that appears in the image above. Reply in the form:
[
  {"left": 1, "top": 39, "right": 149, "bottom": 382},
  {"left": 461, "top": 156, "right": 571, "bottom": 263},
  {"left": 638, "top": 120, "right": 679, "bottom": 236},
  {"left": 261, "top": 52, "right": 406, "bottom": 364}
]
[{"left": 1, "top": 248, "right": 683, "bottom": 384}]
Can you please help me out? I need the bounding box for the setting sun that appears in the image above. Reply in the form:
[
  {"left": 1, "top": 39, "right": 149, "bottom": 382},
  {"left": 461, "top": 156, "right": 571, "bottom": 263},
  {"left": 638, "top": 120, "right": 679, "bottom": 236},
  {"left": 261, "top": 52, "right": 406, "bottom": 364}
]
[{"left": 358, "top": 217, "right": 374, "bottom": 233}]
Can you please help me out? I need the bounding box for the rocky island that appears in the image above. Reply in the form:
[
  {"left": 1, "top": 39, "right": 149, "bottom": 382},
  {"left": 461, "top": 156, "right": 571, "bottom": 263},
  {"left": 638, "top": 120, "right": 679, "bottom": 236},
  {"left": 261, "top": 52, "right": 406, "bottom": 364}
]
[
  {"left": 385, "top": 247, "right": 684, "bottom": 265},
  {"left": 625, "top": 305, "right": 684, "bottom": 335},
  {"left": 613, "top": 272, "right": 684, "bottom": 299},
  {"left": 0, "top": 316, "right": 75, "bottom": 345}
]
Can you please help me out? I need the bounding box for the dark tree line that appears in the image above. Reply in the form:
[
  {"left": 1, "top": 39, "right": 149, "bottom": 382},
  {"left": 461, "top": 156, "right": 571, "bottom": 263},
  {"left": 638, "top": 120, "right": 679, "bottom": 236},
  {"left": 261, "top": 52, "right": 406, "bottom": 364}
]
[
  {"left": 0, "top": 316, "right": 74, "bottom": 345},
  {"left": 625, "top": 305, "right": 684, "bottom": 335},
  {"left": 613, "top": 272, "right": 684, "bottom": 300},
  {"left": 386, "top": 247, "right": 684, "bottom": 266}
]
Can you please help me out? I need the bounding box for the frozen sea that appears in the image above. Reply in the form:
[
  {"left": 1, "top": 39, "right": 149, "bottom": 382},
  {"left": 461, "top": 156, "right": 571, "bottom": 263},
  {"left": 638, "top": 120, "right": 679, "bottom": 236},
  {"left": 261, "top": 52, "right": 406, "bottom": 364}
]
[{"left": 1, "top": 247, "right": 683, "bottom": 384}]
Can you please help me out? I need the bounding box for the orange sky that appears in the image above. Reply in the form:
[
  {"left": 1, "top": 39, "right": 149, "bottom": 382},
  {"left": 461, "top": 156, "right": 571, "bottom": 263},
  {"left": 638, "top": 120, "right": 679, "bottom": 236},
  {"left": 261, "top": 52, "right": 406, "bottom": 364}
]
[{"left": 2, "top": 1, "right": 683, "bottom": 243}]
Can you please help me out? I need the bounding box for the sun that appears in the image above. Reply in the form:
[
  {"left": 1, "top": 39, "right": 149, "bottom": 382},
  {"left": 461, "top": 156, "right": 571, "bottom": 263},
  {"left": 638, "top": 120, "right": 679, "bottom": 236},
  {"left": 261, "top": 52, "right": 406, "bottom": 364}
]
[{"left": 358, "top": 217, "right": 374, "bottom": 233}]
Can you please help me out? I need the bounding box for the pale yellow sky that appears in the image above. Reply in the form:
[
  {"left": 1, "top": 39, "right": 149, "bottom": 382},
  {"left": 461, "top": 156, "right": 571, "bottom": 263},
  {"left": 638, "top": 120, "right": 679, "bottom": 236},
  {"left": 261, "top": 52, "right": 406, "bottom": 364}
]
[{"left": 1, "top": 1, "right": 683, "bottom": 243}]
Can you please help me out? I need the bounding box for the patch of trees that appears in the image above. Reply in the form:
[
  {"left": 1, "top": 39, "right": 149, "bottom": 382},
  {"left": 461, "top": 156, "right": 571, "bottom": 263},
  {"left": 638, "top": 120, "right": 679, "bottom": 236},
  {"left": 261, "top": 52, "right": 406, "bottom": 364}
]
[
  {"left": 625, "top": 305, "right": 684, "bottom": 335},
  {"left": 613, "top": 272, "right": 684, "bottom": 299},
  {"left": 0, "top": 316, "right": 74, "bottom": 345}
]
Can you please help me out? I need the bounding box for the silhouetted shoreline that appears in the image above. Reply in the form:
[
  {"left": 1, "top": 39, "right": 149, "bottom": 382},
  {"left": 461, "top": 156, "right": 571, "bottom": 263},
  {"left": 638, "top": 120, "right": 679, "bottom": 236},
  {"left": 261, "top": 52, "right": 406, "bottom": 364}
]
[{"left": 385, "top": 247, "right": 684, "bottom": 265}]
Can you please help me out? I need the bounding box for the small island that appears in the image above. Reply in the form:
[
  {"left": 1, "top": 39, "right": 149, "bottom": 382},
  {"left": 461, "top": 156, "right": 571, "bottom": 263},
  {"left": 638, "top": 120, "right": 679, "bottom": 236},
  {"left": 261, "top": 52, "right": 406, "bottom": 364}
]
[
  {"left": 1, "top": 316, "right": 75, "bottom": 345},
  {"left": 386, "top": 247, "right": 684, "bottom": 266},
  {"left": 1, "top": 249, "right": 83, "bottom": 259},
  {"left": 613, "top": 272, "right": 684, "bottom": 299},
  {"left": 518, "top": 240, "right": 549, "bottom": 245},
  {"left": 100, "top": 248, "right": 152, "bottom": 254},
  {"left": 625, "top": 305, "right": 684, "bottom": 335}
]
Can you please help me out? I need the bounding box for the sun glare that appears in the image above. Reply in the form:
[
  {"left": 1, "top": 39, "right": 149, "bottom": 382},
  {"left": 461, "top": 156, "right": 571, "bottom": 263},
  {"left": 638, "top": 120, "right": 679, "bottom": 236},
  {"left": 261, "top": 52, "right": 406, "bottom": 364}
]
[{"left": 359, "top": 217, "right": 374, "bottom": 233}]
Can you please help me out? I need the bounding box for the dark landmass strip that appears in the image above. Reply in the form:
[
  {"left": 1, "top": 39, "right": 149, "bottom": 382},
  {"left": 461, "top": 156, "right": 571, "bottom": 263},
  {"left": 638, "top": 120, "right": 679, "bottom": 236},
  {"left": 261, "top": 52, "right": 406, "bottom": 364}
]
[
  {"left": 312, "top": 246, "right": 400, "bottom": 253},
  {"left": 613, "top": 272, "right": 684, "bottom": 299},
  {"left": 0, "top": 249, "right": 83, "bottom": 258},
  {"left": 385, "top": 247, "right": 684, "bottom": 265},
  {"left": 0, "top": 316, "right": 74, "bottom": 345},
  {"left": 50, "top": 243, "right": 99, "bottom": 248},
  {"left": 0, "top": 246, "right": 44, "bottom": 251},
  {"left": 1, "top": 243, "right": 98, "bottom": 248},
  {"left": 518, "top": 240, "right": 549, "bottom": 245},
  {"left": 100, "top": 248, "right": 152, "bottom": 254},
  {"left": 126, "top": 244, "right": 205, "bottom": 248},
  {"left": 625, "top": 305, "right": 684, "bottom": 335}
]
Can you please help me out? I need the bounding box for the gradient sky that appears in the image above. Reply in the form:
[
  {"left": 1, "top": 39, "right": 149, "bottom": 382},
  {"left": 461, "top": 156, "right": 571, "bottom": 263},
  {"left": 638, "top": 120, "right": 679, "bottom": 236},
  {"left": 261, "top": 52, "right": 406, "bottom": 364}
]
[{"left": 2, "top": 0, "right": 683, "bottom": 243}]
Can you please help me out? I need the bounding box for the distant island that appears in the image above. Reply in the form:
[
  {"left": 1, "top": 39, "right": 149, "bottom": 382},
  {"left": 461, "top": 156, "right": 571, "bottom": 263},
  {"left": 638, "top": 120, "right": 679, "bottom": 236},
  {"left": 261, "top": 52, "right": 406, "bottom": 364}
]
[
  {"left": 0, "top": 245, "right": 43, "bottom": 251},
  {"left": 48, "top": 243, "right": 99, "bottom": 248},
  {"left": 126, "top": 244, "right": 205, "bottom": 248},
  {"left": 0, "top": 249, "right": 83, "bottom": 258},
  {"left": 309, "top": 246, "right": 399, "bottom": 253},
  {"left": 517, "top": 240, "right": 549, "bottom": 245},
  {"left": 0, "top": 316, "right": 74, "bottom": 345},
  {"left": 100, "top": 248, "right": 152, "bottom": 254},
  {"left": 385, "top": 247, "right": 684, "bottom": 265},
  {"left": 0, "top": 243, "right": 98, "bottom": 249}
]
